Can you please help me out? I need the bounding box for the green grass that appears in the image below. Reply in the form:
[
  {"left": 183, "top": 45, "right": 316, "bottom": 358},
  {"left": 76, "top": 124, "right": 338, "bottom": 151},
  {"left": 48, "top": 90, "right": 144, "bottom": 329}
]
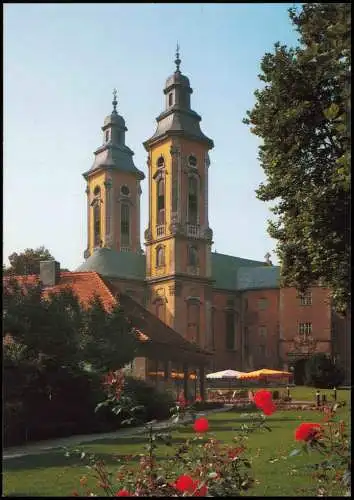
[{"left": 3, "top": 389, "right": 351, "bottom": 497}]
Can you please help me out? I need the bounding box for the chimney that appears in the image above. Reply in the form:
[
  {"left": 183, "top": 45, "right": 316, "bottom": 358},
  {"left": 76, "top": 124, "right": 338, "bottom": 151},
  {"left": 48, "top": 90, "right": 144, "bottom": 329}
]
[{"left": 40, "top": 260, "right": 61, "bottom": 286}]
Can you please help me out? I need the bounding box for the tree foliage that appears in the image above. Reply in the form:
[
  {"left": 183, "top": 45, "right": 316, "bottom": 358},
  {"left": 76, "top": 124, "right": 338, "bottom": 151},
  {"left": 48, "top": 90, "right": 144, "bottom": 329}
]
[
  {"left": 3, "top": 246, "right": 70, "bottom": 275},
  {"left": 243, "top": 3, "right": 351, "bottom": 313},
  {"left": 3, "top": 278, "right": 138, "bottom": 372},
  {"left": 305, "top": 353, "right": 344, "bottom": 388}
]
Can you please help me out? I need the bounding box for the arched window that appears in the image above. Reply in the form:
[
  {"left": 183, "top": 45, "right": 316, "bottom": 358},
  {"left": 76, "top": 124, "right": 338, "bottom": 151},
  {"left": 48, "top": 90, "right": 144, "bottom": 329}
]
[
  {"left": 188, "top": 246, "right": 198, "bottom": 267},
  {"left": 93, "top": 201, "right": 101, "bottom": 247},
  {"left": 187, "top": 302, "right": 200, "bottom": 343},
  {"left": 121, "top": 203, "right": 130, "bottom": 246},
  {"left": 157, "top": 178, "right": 165, "bottom": 225},
  {"left": 156, "top": 299, "right": 166, "bottom": 323},
  {"left": 156, "top": 246, "right": 165, "bottom": 267},
  {"left": 188, "top": 176, "right": 198, "bottom": 224},
  {"left": 157, "top": 156, "right": 165, "bottom": 168}
]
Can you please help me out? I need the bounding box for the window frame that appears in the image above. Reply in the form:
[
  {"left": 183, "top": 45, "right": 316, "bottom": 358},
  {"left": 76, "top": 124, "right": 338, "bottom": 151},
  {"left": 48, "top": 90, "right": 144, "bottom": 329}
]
[
  {"left": 157, "top": 178, "right": 165, "bottom": 225},
  {"left": 298, "top": 322, "right": 312, "bottom": 338},
  {"left": 299, "top": 291, "right": 312, "bottom": 306},
  {"left": 93, "top": 201, "right": 101, "bottom": 247},
  {"left": 120, "top": 203, "right": 130, "bottom": 245},
  {"left": 188, "top": 245, "right": 198, "bottom": 267},
  {"left": 156, "top": 246, "right": 165, "bottom": 268},
  {"left": 187, "top": 176, "right": 198, "bottom": 224}
]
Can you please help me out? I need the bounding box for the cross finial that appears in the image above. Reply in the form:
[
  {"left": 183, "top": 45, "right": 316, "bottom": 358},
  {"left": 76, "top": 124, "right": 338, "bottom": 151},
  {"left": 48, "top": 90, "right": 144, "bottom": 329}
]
[
  {"left": 112, "top": 88, "right": 118, "bottom": 113},
  {"left": 175, "top": 42, "right": 181, "bottom": 72}
]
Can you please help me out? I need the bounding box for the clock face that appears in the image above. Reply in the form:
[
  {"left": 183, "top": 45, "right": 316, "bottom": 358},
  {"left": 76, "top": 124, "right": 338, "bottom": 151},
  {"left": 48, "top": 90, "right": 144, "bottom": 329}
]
[{"left": 121, "top": 185, "right": 130, "bottom": 196}]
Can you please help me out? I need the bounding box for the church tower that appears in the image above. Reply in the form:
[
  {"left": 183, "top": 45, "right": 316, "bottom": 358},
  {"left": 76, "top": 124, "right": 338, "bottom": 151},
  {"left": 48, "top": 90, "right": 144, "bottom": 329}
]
[
  {"left": 143, "top": 47, "right": 214, "bottom": 349},
  {"left": 83, "top": 91, "right": 144, "bottom": 258}
]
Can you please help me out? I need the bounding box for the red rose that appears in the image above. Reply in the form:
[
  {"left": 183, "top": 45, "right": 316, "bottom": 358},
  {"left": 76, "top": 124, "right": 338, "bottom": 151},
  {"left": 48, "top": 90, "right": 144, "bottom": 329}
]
[
  {"left": 253, "top": 389, "right": 272, "bottom": 408},
  {"left": 193, "top": 417, "right": 209, "bottom": 433},
  {"left": 175, "top": 474, "right": 195, "bottom": 492},
  {"left": 262, "top": 402, "right": 276, "bottom": 416},
  {"left": 253, "top": 390, "right": 276, "bottom": 415},
  {"left": 115, "top": 489, "right": 131, "bottom": 496},
  {"left": 295, "top": 423, "right": 323, "bottom": 441}
]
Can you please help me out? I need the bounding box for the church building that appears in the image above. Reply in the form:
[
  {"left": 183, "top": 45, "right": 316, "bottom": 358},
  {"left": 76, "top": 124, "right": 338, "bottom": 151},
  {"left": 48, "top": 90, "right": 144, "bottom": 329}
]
[{"left": 76, "top": 49, "right": 350, "bottom": 386}]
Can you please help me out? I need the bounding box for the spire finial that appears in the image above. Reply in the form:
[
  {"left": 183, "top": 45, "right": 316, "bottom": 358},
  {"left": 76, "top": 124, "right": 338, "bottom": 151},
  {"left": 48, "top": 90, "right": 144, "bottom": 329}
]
[
  {"left": 112, "top": 88, "right": 118, "bottom": 113},
  {"left": 175, "top": 42, "right": 181, "bottom": 72}
]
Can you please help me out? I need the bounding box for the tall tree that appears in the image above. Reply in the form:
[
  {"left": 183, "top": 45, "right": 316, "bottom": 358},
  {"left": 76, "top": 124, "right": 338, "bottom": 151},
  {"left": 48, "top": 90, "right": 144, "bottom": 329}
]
[
  {"left": 4, "top": 246, "right": 70, "bottom": 275},
  {"left": 243, "top": 3, "right": 351, "bottom": 314}
]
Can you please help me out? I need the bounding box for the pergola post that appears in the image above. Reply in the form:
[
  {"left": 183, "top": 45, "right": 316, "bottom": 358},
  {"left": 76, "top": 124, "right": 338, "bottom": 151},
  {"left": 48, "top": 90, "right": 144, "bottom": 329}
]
[
  {"left": 199, "top": 365, "right": 205, "bottom": 401},
  {"left": 183, "top": 362, "right": 189, "bottom": 401}
]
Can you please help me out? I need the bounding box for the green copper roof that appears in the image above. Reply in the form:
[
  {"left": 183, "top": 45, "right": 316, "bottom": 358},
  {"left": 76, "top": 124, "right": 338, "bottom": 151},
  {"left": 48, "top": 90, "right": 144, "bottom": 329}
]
[
  {"left": 211, "top": 252, "right": 265, "bottom": 291},
  {"left": 237, "top": 265, "right": 280, "bottom": 291},
  {"left": 76, "top": 248, "right": 278, "bottom": 291},
  {"left": 76, "top": 248, "right": 145, "bottom": 280}
]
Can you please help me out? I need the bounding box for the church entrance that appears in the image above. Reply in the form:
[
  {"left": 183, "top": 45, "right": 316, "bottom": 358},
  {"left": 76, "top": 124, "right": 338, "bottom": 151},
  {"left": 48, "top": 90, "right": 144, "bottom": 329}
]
[{"left": 293, "top": 358, "right": 308, "bottom": 385}]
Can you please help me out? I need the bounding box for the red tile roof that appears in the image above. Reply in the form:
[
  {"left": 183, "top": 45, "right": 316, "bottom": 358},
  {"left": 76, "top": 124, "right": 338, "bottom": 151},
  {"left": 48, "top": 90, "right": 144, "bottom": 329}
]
[
  {"left": 4, "top": 272, "right": 116, "bottom": 310},
  {"left": 3, "top": 272, "right": 212, "bottom": 361}
]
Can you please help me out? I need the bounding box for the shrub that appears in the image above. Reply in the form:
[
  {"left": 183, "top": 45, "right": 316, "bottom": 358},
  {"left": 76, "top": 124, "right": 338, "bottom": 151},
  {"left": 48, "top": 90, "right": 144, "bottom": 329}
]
[
  {"left": 305, "top": 354, "right": 345, "bottom": 389},
  {"left": 123, "top": 376, "right": 175, "bottom": 422}
]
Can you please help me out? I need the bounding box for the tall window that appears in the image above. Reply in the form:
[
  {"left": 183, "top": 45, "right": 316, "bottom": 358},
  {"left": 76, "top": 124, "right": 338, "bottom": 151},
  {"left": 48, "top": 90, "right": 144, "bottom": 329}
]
[
  {"left": 121, "top": 203, "right": 130, "bottom": 245},
  {"left": 299, "top": 322, "right": 312, "bottom": 338},
  {"left": 157, "top": 179, "right": 165, "bottom": 225},
  {"left": 156, "top": 246, "right": 165, "bottom": 267},
  {"left": 93, "top": 201, "right": 101, "bottom": 247},
  {"left": 188, "top": 176, "right": 198, "bottom": 224},
  {"left": 168, "top": 93, "right": 173, "bottom": 106},
  {"left": 187, "top": 302, "right": 200, "bottom": 343},
  {"left": 188, "top": 246, "right": 198, "bottom": 267},
  {"left": 299, "top": 290, "right": 312, "bottom": 305},
  {"left": 258, "top": 326, "right": 267, "bottom": 338},
  {"left": 225, "top": 311, "right": 235, "bottom": 350},
  {"left": 106, "top": 187, "right": 111, "bottom": 234},
  {"left": 156, "top": 300, "right": 165, "bottom": 323},
  {"left": 105, "top": 130, "right": 109, "bottom": 143}
]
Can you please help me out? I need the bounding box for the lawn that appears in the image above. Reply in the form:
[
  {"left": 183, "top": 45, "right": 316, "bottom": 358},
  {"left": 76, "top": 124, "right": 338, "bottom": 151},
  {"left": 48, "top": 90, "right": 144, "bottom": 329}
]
[{"left": 3, "top": 388, "right": 350, "bottom": 497}]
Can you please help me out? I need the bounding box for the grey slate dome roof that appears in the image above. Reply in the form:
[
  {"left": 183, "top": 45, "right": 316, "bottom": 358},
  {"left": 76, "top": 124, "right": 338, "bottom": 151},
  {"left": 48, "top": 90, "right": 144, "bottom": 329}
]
[
  {"left": 76, "top": 248, "right": 146, "bottom": 280},
  {"left": 165, "top": 71, "right": 190, "bottom": 90},
  {"left": 104, "top": 112, "right": 126, "bottom": 129}
]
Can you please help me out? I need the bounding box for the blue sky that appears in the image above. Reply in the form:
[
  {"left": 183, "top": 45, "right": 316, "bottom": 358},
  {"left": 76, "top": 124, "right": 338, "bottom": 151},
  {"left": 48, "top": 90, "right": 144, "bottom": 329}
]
[{"left": 4, "top": 3, "right": 300, "bottom": 270}]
